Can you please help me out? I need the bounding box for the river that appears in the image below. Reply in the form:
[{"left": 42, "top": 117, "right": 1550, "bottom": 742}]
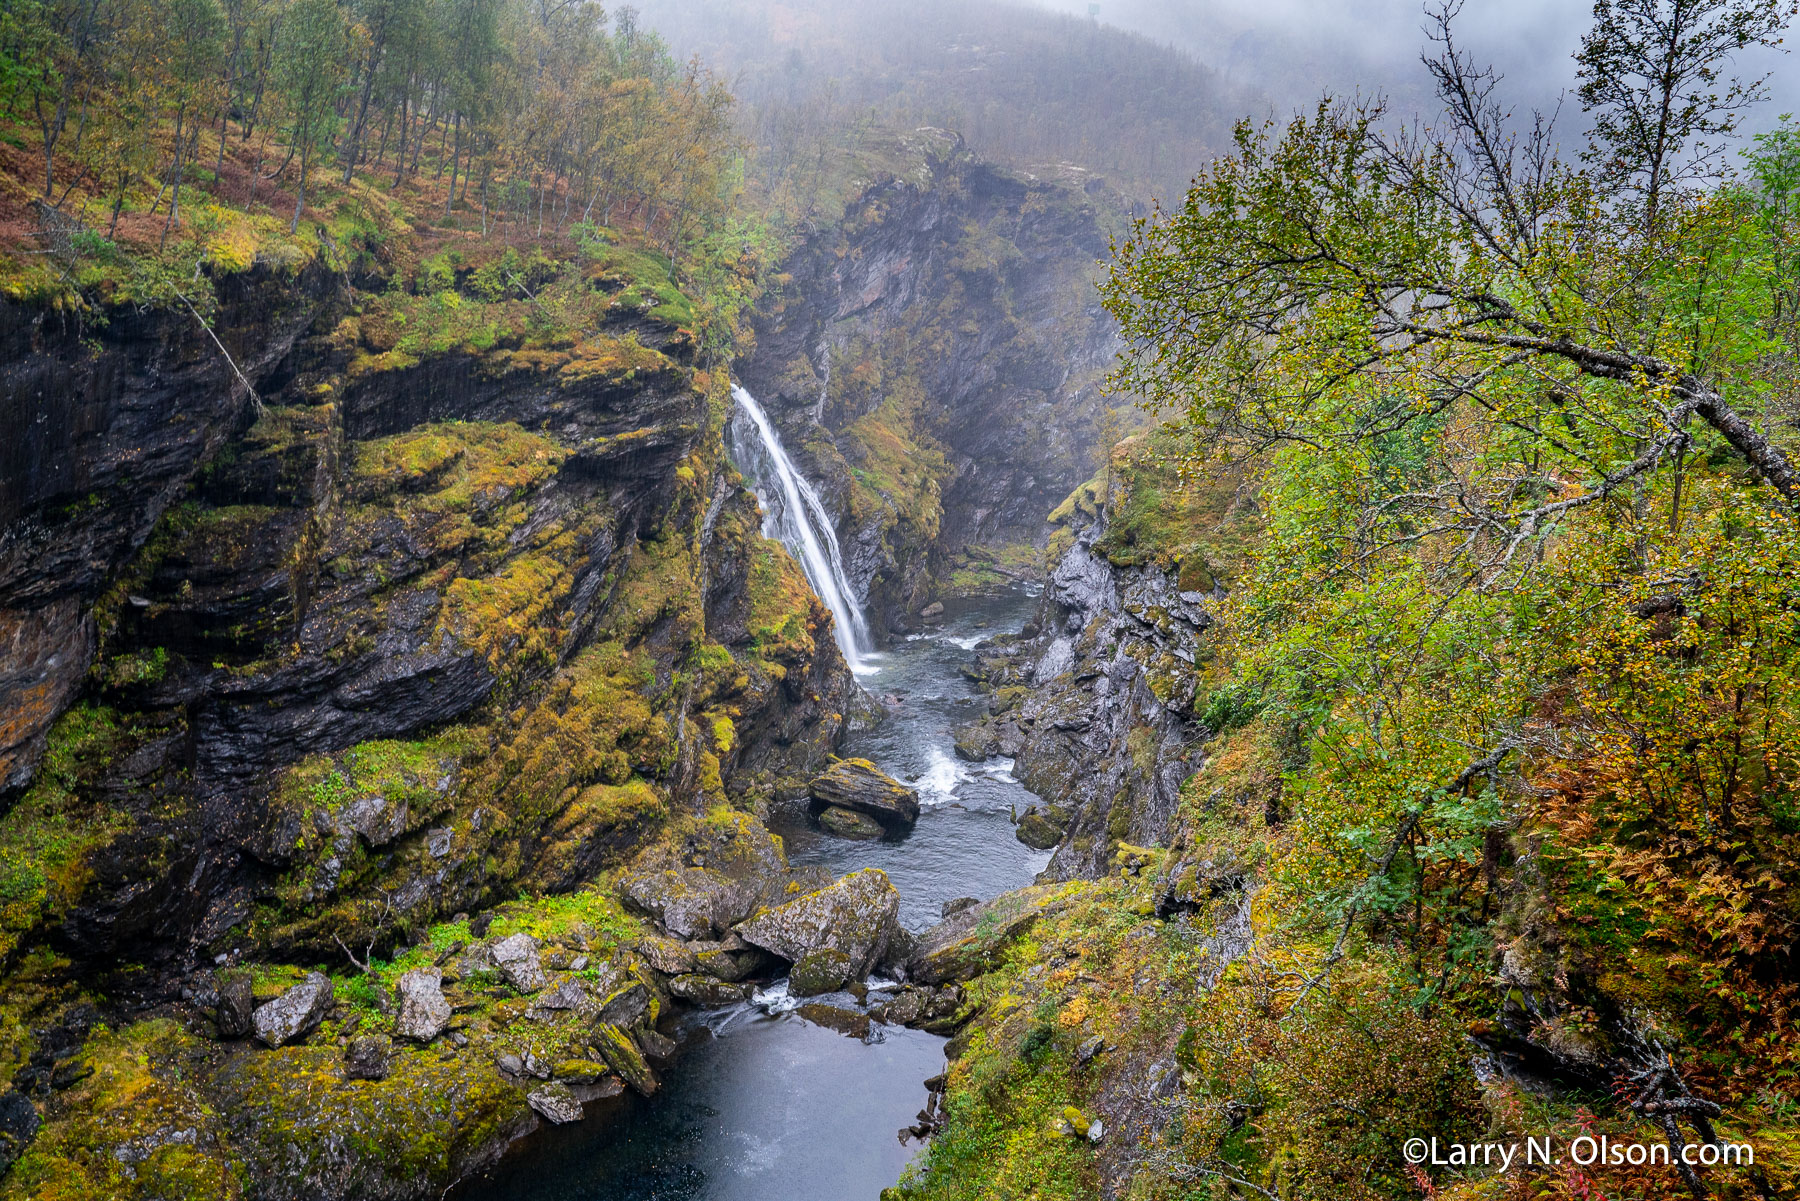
[{"left": 452, "top": 590, "right": 1051, "bottom": 1201}]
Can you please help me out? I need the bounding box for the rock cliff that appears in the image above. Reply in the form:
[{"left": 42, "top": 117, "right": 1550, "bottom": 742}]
[
  {"left": 0, "top": 242, "right": 857, "bottom": 1197},
  {"left": 736, "top": 131, "right": 1130, "bottom": 631}
]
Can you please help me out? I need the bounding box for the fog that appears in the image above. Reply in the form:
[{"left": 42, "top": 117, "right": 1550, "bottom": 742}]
[
  {"left": 1023, "top": 0, "right": 1799, "bottom": 129},
  {"left": 628, "top": 0, "right": 1800, "bottom": 203}
]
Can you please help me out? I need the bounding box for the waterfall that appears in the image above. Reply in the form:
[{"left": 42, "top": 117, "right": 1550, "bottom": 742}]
[{"left": 728, "top": 384, "right": 877, "bottom": 675}]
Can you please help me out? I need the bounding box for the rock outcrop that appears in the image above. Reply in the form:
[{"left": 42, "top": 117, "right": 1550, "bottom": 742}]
[
  {"left": 806, "top": 758, "right": 919, "bottom": 831},
  {"left": 733, "top": 868, "right": 902, "bottom": 981}
]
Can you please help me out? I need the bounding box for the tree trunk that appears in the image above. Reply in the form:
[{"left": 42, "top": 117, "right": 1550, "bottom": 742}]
[{"left": 291, "top": 146, "right": 308, "bottom": 234}]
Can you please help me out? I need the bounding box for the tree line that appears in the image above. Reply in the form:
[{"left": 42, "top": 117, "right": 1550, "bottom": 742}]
[{"left": 0, "top": 0, "right": 741, "bottom": 255}]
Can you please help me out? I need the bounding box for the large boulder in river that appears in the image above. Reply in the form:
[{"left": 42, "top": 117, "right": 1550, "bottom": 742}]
[
  {"left": 732, "top": 868, "right": 901, "bottom": 980},
  {"left": 807, "top": 759, "right": 919, "bottom": 830},
  {"left": 252, "top": 972, "right": 333, "bottom": 1048}
]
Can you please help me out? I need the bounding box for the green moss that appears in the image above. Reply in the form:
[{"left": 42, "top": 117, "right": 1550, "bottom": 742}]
[
  {"left": 214, "top": 1040, "right": 528, "bottom": 1194},
  {"left": 0, "top": 705, "right": 140, "bottom": 964},
  {"left": 1, "top": 1019, "right": 245, "bottom": 1201}
]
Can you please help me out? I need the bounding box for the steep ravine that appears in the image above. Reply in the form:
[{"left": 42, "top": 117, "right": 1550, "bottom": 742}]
[{"left": 0, "top": 144, "right": 1165, "bottom": 1201}]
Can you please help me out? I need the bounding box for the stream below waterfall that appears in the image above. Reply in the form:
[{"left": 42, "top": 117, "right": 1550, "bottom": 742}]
[{"left": 452, "top": 596, "right": 1053, "bottom": 1201}]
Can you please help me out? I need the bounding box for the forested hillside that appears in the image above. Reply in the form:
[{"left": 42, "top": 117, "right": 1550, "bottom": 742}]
[
  {"left": 889, "top": 2, "right": 1800, "bottom": 1199},
  {"left": 0, "top": 0, "right": 752, "bottom": 329}
]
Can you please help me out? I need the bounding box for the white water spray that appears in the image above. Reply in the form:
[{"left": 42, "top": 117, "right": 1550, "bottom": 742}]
[{"left": 729, "top": 384, "right": 877, "bottom": 675}]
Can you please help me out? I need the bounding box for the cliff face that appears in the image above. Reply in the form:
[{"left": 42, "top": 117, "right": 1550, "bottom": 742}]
[
  {"left": 0, "top": 251, "right": 857, "bottom": 1196},
  {"left": 0, "top": 263, "right": 344, "bottom": 796},
  {"left": 954, "top": 434, "right": 1258, "bottom": 878},
  {"left": 736, "top": 133, "right": 1127, "bottom": 630}
]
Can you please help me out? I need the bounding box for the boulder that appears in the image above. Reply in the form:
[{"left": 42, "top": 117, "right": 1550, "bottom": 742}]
[
  {"left": 252, "top": 972, "right": 334, "bottom": 1048},
  {"left": 491, "top": 933, "right": 547, "bottom": 993},
  {"left": 871, "top": 985, "right": 962, "bottom": 1029},
  {"left": 635, "top": 1027, "right": 677, "bottom": 1064},
  {"left": 342, "top": 1035, "right": 392, "bottom": 1081},
  {"left": 692, "top": 937, "right": 775, "bottom": 982},
  {"left": 953, "top": 725, "right": 999, "bottom": 762},
  {"left": 590, "top": 1023, "right": 658, "bottom": 1096},
  {"left": 797, "top": 1003, "right": 871, "bottom": 1040},
  {"left": 394, "top": 967, "right": 452, "bottom": 1041},
  {"left": 789, "top": 948, "right": 853, "bottom": 997},
  {"left": 1014, "top": 805, "right": 1070, "bottom": 850},
  {"left": 668, "top": 974, "right": 753, "bottom": 1006},
  {"left": 806, "top": 760, "right": 919, "bottom": 830},
  {"left": 636, "top": 936, "right": 698, "bottom": 975},
  {"left": 617, "top": 867, "right": 755, "bottom": 940},
  {"left": 733, "top": 868, "right": 901, "bottom": 980},
  {"left": 910, "top": 886, "right": 1062, "bottom": 985},
  {"left": 214, "top": 974, "right": 255, "bottom": 1039},
  {"left": 528, "top": 1083, "right": 583, "bottom": 1125},
  {"left": 817, "top": 805, "right": 885, "bottom": 840},
  {"left": 553, "top": 1059, "right": 612, "bottom": 1086},
  {"left": 596, "top": 980, "right": 651, "bottom": 1028},
  {"left": 529, "top": 978, "right": 597, "bottom": 1021}
]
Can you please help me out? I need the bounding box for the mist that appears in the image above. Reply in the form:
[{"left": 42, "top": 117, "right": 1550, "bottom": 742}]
[
  {"left": 628, "top": 0, "right": 1800, "bottom": 205},
  {"left": 1023, "top": 0, "right": 1800, "bottom": 134}
]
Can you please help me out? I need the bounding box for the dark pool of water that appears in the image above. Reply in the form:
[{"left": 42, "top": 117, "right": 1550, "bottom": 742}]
[{"left": 453, "top": 590, "right": 1049, "bottom": 1201}]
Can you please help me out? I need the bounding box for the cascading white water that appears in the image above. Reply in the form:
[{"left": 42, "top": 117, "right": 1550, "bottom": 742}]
[{"left": 728, "top": 384, "right": 877, "bottom": 675}]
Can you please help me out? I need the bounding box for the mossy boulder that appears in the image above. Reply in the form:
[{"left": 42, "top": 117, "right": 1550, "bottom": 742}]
[
  {"left": 790, "top": 947, "right": 854, "bottom": 996},
  {"left": 1014, "top": 805, "right": 1071, "bottom": 850},
  {"left": 733, "top": 868, "right": 901, "bottom": 980},
  {"left": 818, "top": 805, "right": 885, "bottom": 840},
  {"left": 616, "top": 866, "right": 755, "bottom": 940},
  {"left": 806, "top": 759, "right": 919, "bottom": 829},
  {"left": 909, "top": 885, "right": 1065, "bottom": 985},
  {"left": 691, "top": 937, "right": 775, "bottom": 982},
  {"left": 551, "top": 1060, "right": 611, "bottom": 1086},
  {"left": 667, "top": 974, "right": 753, "bottom": 1005},
  {"left": 589, "top": 1023, "right": 657, "bottom": 1096}
]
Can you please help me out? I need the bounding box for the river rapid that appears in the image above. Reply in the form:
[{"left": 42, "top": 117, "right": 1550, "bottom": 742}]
[{"left": 452, "top": 591, "right": 1052, "bottom": 1201}]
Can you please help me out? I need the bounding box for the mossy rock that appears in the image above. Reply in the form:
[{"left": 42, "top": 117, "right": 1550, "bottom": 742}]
[
  {"left": 817, "top": 806, "right": 884, "bottom": 840},
  {"left": 790, "top": 947, "right": 854, "bottom": 997},
  {"left": 589, "top": 1023, "right": 657, "bottom": 1097},
  {"left": 552, "top": 1060, "right": 611, "bottom": 1086}
]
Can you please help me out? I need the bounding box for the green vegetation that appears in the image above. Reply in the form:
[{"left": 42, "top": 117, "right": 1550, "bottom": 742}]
[
  {"left": 0, "top": 0, "right": 753, "bottom": 332},
  {"left": 945, "top": 1, "right": 1800, "bottom": 1197},
  {"left": 0, "top": 705, "right": 142, "bottom": 965}
]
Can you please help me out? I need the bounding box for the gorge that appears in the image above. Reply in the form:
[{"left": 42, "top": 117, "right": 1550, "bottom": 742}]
[{"left": 3, "top": 1, "right": 1797, "bottom": 1198}]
